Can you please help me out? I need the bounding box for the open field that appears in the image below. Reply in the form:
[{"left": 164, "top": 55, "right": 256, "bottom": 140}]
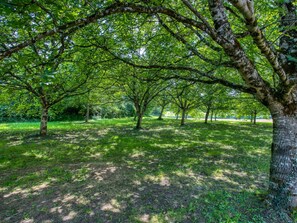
[{"left": 0, "top": 118, "right": 293, "bottom": 222}]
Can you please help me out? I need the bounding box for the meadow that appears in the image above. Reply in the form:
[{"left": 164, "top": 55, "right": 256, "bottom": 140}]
[{"left": 0, "top": 118, "right": 290, "bottom": 222}]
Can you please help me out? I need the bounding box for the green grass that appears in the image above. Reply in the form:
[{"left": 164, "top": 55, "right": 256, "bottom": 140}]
[{"left": 0, "top": 118, "right": 288, "bottom": 222}]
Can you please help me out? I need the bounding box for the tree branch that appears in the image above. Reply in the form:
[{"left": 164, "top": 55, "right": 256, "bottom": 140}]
[
  {"left": 0, "top": 2, "right": 209, "bottom": 60},
  {"left": 228, "top": 0, "right": 288, "bottom": 85}
]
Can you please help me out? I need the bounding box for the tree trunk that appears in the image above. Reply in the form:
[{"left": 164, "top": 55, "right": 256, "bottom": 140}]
[
  {"left": 180, "top": 108, "right": 186, "bottom": 126},
  {"left": 268, "top": 115, "right": 297, "bottom": 211},
  {"left": 40, "top": 106, "right": 49, "bottom": 136},
  {"left": 253, "top": 110, "right": 257, "bottom": 124},
  {"left": 135, "top": 113, "right": 143, "bottom": 129},
  {"left": 176, "top": 109, "right": 180, "bottom": 120},
  {"left": 210, "top": 109, "right": 213, "bottom": 122},
  {"left": 157, "top": 105, "right": 165, "bottom": 120},
  {"left": 204, "top": 106, "right": 211, "bottom": 124},
  {"left": 85, "top": 103, "right": 90, "bottom": 123},
  {"left": 215, "top": 112, "right": 217, "bottom": 121},
  {"left": 250, "top": 112, "right": 253, "bottom": 123}
]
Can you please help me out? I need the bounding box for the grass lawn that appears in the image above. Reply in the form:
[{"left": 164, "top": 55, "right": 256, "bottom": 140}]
[{"left": 0, "top": 118, "right": 290, "bottom": 222}]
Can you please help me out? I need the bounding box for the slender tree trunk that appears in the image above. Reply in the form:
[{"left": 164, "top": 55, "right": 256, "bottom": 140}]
[
  {"left": 157, "top": 105, "right": 165, "bottom": 120},
  {"left": 250, "top": 112, "right": 253, "bottom": 123},
  {"left": 85, "top": 91, "right": 90, "bottom": 123},
  {"left": 181, "top": 108, "right": 186, "bottom": 126},
  {"left": 40, "top": 106, "right": 49, "bottom": 136},
  {"left": 176, "top": 108, "right": 180, "bottom": 120},
  {"left": 215, "top": 112, "right": 217, "bottom": 121},
  {"left": 268, "top": 115, "right": 297, "bottom": 211},
  {"left": 85, "top": 103, "right": 90, "bottom": 123},
  {"left": 135, "top": 113, "right": 143, "bottom": 129},
  {"left": 204, "top": 106, "right": 211, "bottom": 124},
  {"left": 253, "top": 110, "right": 257, "bottom": 124},
  {"left": 210, "top": 109, "right": 214, "bottom": 122}
]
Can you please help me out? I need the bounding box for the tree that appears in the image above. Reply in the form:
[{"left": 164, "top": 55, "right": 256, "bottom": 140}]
[
  {"left": 169, "top": 80, "right": 201, "bottom": 126},
  {"left": 117, "top": 68, "right": 169, "bottom": 129},
  {"left": 155, "top": 91, "right": 171, "bottom": 120},
  {"left": 235, "top": 94, "right": 270, "bottom": 124},
  {"left": 1, "top": 0, "right": 297, "bottom": 213},
  {"left": 1, "top": 43, "right": 95, "bottom": 136}
]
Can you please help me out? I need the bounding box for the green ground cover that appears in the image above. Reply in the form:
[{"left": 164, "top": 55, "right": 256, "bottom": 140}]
[{"left": 0, "top": 118, "right": 291, "bottom": 222}]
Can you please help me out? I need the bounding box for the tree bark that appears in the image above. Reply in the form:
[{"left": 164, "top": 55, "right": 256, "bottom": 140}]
[
  {"left": 181, "top": 108, "right": 186, "bottom": 126},
  {"left": 176, "top": 108, "right": 180, "bottom": 120},
  {"left": 205, "top": 106, "right": 211, "bottom": 124},
  {"left": 85, "top": 91, "right": 90, "bottom": 123},
  {"left": 210, "top": 109, "right": 213, "bottom": 122},
  {"left": 135, "top": 113, "right": 143, "bottom": 129},
  {"left": 253, "top": 110, "right": 257, "bottom": 124},
  {"left": 85, "top": 103, "right": 90, "bottom": 123},
  {"left": 157, "top": 105, "right": 165, "bottom": 120},
  {"left": 40, "top": 106, "right": 49, "bottom": 136},
  {"left": 269, "top": 115, "right": 297, "bottom": 211}
]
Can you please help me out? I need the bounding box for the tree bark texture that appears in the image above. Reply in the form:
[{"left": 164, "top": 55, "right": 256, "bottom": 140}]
[
  {"left": 40, "top": 106, "right": 49, "bottom": 136},
  {"left": 269, "top": 116, "right": 297, "bottom": 210}
]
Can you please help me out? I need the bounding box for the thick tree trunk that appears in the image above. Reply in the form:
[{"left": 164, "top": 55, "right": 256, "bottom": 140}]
[
  {"left": 157, "top": 105, "right": 165, "bottom": 120},
  {"left": 205, "top": 106, "right": 211, "bottom": 124},
  {"left": 40, "top": 106, "right": 49, "bottom": 136},
  {"left": 268, "top": 115, "right": 297, "bottom": 211},
  {"left": 181, "top": 108, "right": 186, "bottom": 126}
]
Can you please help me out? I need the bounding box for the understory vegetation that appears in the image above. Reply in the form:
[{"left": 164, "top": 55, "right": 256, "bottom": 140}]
[{"left": 1, "top": 118, "right": 293, "bottom": 223}]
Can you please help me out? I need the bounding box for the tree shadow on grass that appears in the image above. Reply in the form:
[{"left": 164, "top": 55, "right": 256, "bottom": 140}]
[
  {"left": 0, "top": 161, "right": 283, "bottom": 223},
  {"left": 1, "top": 120, "right": 286, "bottom": 222}
]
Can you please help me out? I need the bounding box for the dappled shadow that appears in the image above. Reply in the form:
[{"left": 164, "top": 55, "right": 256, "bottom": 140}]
[
  {"left": 0, "top": 161, "right": 277, "bottom": 223},
  {"left": 1, "top": 119, "right": 285, "bottom": 222}
]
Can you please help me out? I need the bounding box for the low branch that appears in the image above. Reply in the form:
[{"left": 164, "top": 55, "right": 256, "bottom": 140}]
[{"left": 100, "top": 45, "right": 255, "bottom": 94}]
